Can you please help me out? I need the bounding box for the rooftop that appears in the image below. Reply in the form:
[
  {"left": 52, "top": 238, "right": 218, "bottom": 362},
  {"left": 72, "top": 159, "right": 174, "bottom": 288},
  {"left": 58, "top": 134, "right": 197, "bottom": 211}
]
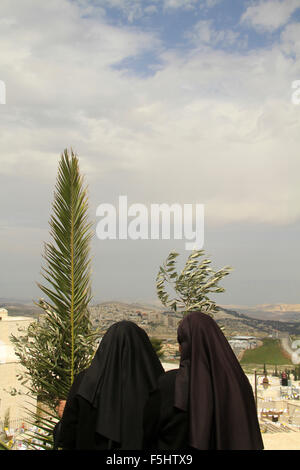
[{"left": 0, "top": 308, "right": 35, "bottom": 322}]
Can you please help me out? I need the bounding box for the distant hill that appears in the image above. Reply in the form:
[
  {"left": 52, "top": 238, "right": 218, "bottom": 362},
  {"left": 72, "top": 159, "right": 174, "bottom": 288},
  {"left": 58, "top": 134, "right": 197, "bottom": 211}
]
[
  {"left": 2, "top": 299, "right": 300, "bottom": 337},
  {"left": 0, "top": 302, "right": 40, "bottom": 318},
  {"left": 220, "top": 304, "right": 300, "bottom": 323},
  {"left": 216, "top": 306, "right": 300, "bottom": 336},
  {"left": 92, "top": 300, "right": 164, "bottom": 311},
  {"left": 91, "top": 301, "right": 300, "bottom": 337}
]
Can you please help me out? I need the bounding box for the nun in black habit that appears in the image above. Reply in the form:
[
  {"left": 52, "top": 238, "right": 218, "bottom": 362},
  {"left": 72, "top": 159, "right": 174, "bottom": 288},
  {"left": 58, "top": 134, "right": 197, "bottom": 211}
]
[
  {"left": 58, "top": 320, "right": 164, "bottom": 450},
  {"left": 143, "top": 311, "right": 264, "bottom": 450}
]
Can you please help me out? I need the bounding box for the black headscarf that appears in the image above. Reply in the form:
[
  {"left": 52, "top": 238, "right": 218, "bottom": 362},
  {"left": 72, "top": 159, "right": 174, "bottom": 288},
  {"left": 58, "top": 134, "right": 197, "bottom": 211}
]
[
  {"left": 76, "top": 320, "right": 164, "bottom": 449},
  {"left": 174, "top": 311, "right": 264, "bottom": 450}
]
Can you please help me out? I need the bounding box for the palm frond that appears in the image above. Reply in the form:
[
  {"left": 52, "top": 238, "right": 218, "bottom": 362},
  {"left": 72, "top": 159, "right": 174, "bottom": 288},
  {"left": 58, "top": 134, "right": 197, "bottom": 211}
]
[
  {"left": 10, "top": 150, "right": 99, "bottom": 437},
  {"left": 37, "top": 150, "right": 94, "bottom": 388},
  {"left": 0, "top": 440, "right": 10, "bottom": 450}
]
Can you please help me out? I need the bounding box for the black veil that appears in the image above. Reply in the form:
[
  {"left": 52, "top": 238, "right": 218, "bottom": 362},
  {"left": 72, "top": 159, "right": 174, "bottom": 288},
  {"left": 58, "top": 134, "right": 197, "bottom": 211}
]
[
  {"left": 174, "top": 311, "right": 264, "bottom": 450},
  {"left": 77, "top": 320, "right": 164, "bottom": 449}
]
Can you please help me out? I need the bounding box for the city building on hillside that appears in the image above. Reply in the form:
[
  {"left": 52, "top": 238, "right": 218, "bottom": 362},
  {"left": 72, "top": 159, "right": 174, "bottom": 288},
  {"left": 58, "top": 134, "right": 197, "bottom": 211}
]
[
  {"left": 89, "top": 304, "right": 184, "bottom": 336},
  {"left": 229, "top": 336, "right": 257, "bottom": 349},
  {"left": 228, "top": 336, "right": 258, "bottom": 359}
]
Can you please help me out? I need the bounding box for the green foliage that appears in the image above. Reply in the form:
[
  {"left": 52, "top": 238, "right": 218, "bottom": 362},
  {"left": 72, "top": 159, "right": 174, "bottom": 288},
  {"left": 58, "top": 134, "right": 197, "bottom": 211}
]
[
  {"left": 12, "top": 150, "right": 98, "bottom": 406},
  {"left": 0, "top": 439, "right": 10, "bottom": 450},
  {"left": 22, "top": 401, "right": 59, "bottom": 450},
  {"left": 150, "top": 337, "right": 164, "bottom": 358},
  {"left": 241, "top": 339, "right": 293, "bottom": 365},
  {"left": 10, "top": 150, "right": 99, "bottom": 449},
  {"left": 292, "top": 366, "right": 300, "bottom": 380},
  {"left": 156, "top": 250, "right": 232, "bottom": 316}
]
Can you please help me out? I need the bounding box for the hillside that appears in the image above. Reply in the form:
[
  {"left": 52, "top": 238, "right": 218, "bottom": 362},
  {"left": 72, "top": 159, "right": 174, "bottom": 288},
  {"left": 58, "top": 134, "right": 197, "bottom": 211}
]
[
  {"left": 0, "top": 302, "right": 40, "bottom": 318},
  {"left": 221, "top": 304, "right": 300, "bottom": 323},
  {"left": 240, "top": 338, "right": 292, "bottom": 365},
  {"left": 215, "top": 307, "right": 300, "bottom": 336},
  {"left": 2, "top": 299, "right": 300, "bottom": 337}
]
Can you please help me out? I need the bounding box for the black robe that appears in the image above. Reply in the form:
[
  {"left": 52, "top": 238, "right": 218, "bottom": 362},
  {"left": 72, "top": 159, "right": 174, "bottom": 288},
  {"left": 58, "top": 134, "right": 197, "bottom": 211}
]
[
  {"left": 174, "top": 312, "right": 264, "bottom": 450},
  {"left": 58, "top": 320, "right": 164, "bottom": 450},
  {"left": 144, "top": 312, "right": 264, "bottom": 451},
  {"left": 57, "top": 370, "right": 115, "bottom": 449},
  {"left": 143, "top": 369, "right": 189, "bottom": 450}
]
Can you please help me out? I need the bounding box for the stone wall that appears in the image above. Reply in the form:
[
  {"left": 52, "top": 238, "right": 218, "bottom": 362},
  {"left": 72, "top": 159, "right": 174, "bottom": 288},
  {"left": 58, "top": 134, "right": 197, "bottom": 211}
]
[
  {"left": 0, "top": 312, "right": 37, "bottom": 426},
  {"left": 0, "top": 361, "right": 35, "bottom": 425}
]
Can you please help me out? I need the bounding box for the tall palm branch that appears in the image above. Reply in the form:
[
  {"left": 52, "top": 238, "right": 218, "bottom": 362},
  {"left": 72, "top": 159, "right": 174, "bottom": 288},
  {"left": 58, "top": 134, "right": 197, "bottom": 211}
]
[
  {"left": 11, "top": 149, "right": 98, "bottom": 449},
  {"left": 37, "top": 149, "right": 95, "bottom": 391}
]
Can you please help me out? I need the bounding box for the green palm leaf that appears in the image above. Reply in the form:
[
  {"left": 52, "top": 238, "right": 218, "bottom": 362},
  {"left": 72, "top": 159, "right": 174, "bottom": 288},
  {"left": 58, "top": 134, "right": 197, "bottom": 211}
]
[
  {"left": 11, "top": 150, "right": 99, "bottom": 448},
  {"left": 0, "top": 440, "right": 10, "bottom": 450},
  {"left": 37, "top": 149, "right": 94, "bottom": 388}
]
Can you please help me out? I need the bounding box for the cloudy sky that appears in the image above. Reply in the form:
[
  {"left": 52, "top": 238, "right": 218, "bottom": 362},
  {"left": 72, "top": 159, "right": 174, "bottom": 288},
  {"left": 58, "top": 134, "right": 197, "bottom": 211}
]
[{"left": 0, "top": 0, "right": 300, "bottom": 306}]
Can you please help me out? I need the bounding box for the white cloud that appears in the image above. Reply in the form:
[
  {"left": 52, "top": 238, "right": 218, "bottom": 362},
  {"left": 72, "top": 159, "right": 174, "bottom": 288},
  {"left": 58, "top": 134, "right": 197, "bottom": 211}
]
[
  {"left": 0, "top": 0, "right": 300, "bottom": 239},
  {"left": 280, "top": 22, "right": 300, "bottom": 58},
  {"left": 201, "top": 0, "right": 223, "bottom": 8},
  {"left": 85, "top": 0, "right": 159, "bottom": 22},
  {"left": 163, "top": 0, "right": 222, "bottom": 10},
  {"left": 185, "top": 20, "right": 243, "bottom": 48},
  {"left": 144, "top": 5, "right": 158, "bottom": 14},
  {"left": 241, "top": 0, "right": 300, "bottom": 32},
  {"left": 163, "top": 0, "right": 199, "bottom": 10},
  {"left": 1, "top": 0, "right": 300, "bottom": 302},
  {"left": 72, "top": 0, "right": 221, "bottom": 20}
]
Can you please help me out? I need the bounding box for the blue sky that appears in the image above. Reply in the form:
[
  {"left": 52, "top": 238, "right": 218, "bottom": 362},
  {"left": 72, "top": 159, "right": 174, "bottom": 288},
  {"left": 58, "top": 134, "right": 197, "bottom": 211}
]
[
  {"left": 0, "top": 0, "right": 300, "bottom": 306},
  {"left": 80, "top": 0, "right": 300, "bottom": 74}
]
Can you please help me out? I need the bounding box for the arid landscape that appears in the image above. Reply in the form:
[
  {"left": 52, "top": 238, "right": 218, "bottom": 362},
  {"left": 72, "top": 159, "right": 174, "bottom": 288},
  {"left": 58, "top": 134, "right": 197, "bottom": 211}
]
[{"left": 2, "top": 299, "right": 300, "bottom": 337}]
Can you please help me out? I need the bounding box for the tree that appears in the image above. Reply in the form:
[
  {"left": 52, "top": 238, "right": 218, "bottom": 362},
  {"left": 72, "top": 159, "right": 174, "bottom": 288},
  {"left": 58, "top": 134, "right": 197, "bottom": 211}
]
[
  {"left": 156, "top": 250, "right": 232, "bottom": 316},
  {"left": 150, "top": 337, "right": 164, "bottom": 358},
  {"left": 11, "top": 150, "right": 98, "bottom": 447}
]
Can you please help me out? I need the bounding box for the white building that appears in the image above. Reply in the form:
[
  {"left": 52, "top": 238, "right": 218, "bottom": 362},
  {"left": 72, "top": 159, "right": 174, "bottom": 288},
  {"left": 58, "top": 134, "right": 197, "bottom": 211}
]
[
  {"left": 229, "top": 335, "right": 258, "bottom": 350},
  {"left": 0, "top": 308, "right": 36, "bottom": 427}
]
